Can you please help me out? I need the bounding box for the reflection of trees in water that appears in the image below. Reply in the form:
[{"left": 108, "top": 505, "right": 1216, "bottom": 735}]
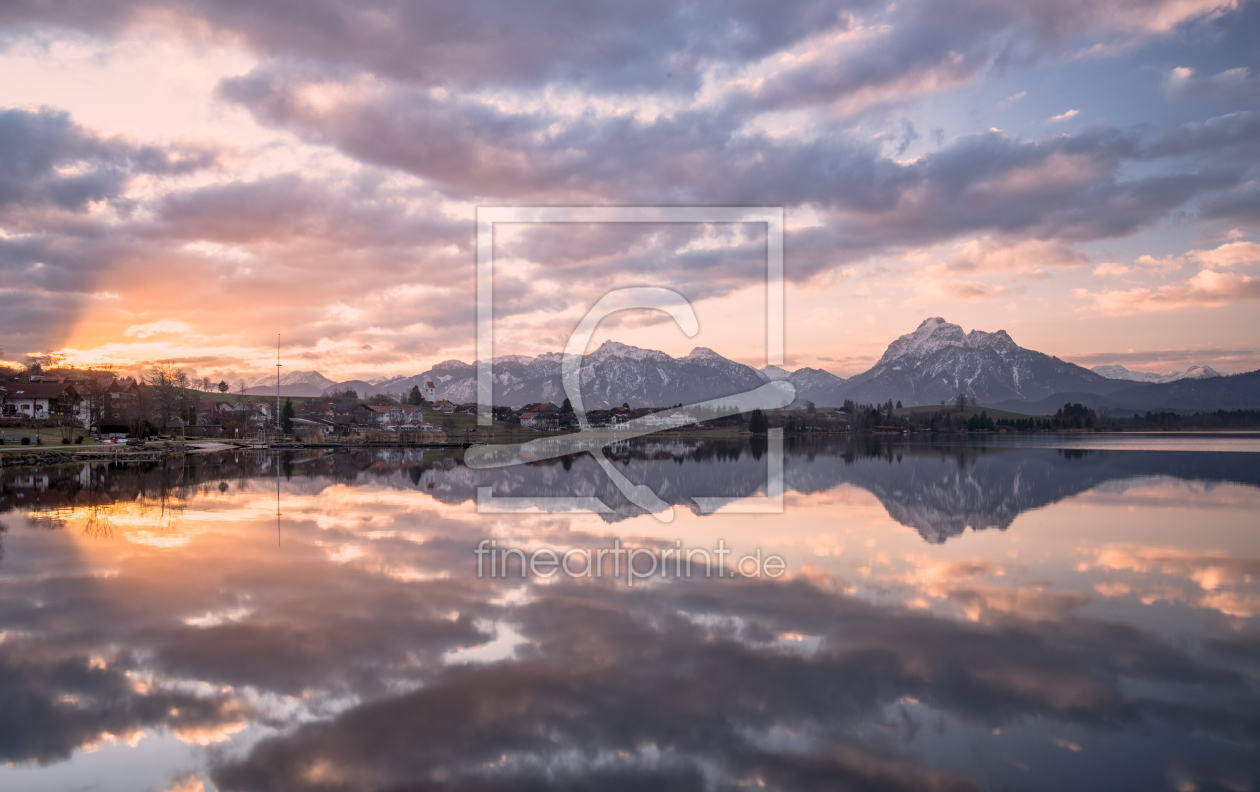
[{"left": 6, "top": 441, "right": 1260, "bottom": 546}]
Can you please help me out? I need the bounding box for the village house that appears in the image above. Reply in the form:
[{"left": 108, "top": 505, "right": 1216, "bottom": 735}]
[
  {"left": 423, "top": 381, "right": 437, "bottom": 402},
  {"left": 1, "top": 377, "right": 86, "bottom": 423},
  {"left": 519, "top": 402, "right": 559, "bottom": 415},
  {"left": 430, "top": 400, "right": 456, "bottom": 413},
  {"left": 368, "top": 404, "right": 403, "bottom": 425},
  {"left": 333, "top": 403, "right": 377, "bottom": 426},
  {"left": 232, "top": 400, "right": 272, "bottom": 418},
  {"left": 639, "top": 409, "right": 694, "bottom": 429},
  {"left": 195, "top": 399, "right": 232, "bottom": 423},
  {"left": 297, "top": 401, "right": 336, "bottom": 419}
]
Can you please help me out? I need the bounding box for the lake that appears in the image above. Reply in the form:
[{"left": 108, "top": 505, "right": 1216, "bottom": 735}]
[{"left": 1, "top": 436, "right": 1257, "bottom": 791}]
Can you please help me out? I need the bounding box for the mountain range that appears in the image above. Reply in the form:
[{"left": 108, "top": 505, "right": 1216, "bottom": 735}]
[
  {"left": 246, "top": 318, "right": 1255, "bottom": 415},
  {"left": 1090, "top": 364, "right": 1222, "bottom": 384}
]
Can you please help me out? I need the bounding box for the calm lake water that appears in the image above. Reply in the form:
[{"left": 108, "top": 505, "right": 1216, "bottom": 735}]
[{"left": 1, "top": 436, "right": 1257, "bottom": 792}]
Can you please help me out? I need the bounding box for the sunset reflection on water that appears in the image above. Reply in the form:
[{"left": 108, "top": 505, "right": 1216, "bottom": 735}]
[{"left": 1, "top": 439, "right": 1257, "bottom": 792}]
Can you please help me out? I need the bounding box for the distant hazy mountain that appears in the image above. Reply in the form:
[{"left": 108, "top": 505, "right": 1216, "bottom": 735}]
[
  {"left": 244, "top": 370, "right": 339, "bottom": 397},
  {"left": 1103, "top": 370, "right": 1260, "bottom": 413},
  {"left": 994, "top": 369, "right": 1260, "bottom": 415},
  {"left": 785, "top": 368, "right": 848, "bottom": 408},
  {"left": 757, "top": 365, "right": 791, "bottom": 382},
  {"left": 1091, "top": 364, "right": 1222, "bottom": 384},
  {"left": 839, "top": 317, "right": 1130, "bottom": 406}
]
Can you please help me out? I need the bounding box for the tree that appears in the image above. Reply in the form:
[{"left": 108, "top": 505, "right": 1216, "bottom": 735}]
[
  {"left": 955, "top": 393, "right": 968, "bottom": 411},
  {"left": 79, "top": 367, "right": 116, "bottom": 432},
  {"left": 236, "top": 380, "right": 247, "bottom": 396},
  {"left": 561, "top": 397, "right": 573, "bottom": 413},
  {"left": 748, "top": 408, "right": 768, "bottom": 434},
  {"left": 407, "top": 385, "right": 423, "bottom": 405},
  {"left": 217, "top": 380, "right": 228, "bottom": 394},
  {"left": 145, "top": 362, "right": 190, "bottom": 432},
  {"left": 896, "top": 400, "right": 903, "bottom": 409},
  {"left": 281, "top": 398, "right": 296, "bottom": 434},
  {"left": 622, "top": 402, "right": 630, "bottom": 410},
  {"left": 805, "top": 400, "right": 816, "bottom": 414},
  {"left": 25, "top": 351, "right": 66, "bottom": 371}
]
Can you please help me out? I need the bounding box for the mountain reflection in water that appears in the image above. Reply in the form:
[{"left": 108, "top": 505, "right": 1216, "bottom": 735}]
[{"left": 0, "top": 437, "right": 1257, "bottom": 792}]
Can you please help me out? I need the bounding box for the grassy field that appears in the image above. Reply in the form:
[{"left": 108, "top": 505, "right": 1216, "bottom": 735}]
[{"left": 0, "top": 426, "right": 100, "bottom": 452}]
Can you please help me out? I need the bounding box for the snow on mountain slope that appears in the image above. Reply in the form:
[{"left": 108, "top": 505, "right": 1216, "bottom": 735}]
[
  {"left": 361, "top": 342, "right": 769, "bottom": 409},
  {"left": 1092, "top": 364, "right": 1223, "bottom": 383},
  {"left": 841, "top": 318, "right": 1131, "bottom": 406}
]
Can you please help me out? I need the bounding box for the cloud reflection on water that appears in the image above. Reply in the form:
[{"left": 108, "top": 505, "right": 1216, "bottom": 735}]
[{"left": 0, "top": 439, "right": 1256, "bottom": 791}]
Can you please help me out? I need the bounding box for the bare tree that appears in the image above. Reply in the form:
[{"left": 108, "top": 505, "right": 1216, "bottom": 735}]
[
  {"left": 145, "top": 362, "right": 190, "bottom": 432},
  {"left": 24, "top": 350, "right": 67, "bottom": 371},
  {"left": 236, "top": 379, "right": 248, "bottom": 396},
  {"left": 79, "top": 367, "right": 117, "bottom": 432},
  {"left": 198, "top": 376, "right": 214, "bottom": 392},
  {"left": 955, "top": 393, "right": 969, "bottom": 411}
]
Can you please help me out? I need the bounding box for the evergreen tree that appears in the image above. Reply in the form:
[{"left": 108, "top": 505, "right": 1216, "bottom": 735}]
[
  {"left": 281, "top": 398, "right": 296, "bottom": 434},
  {"left": 748, "top": 408, "right": 768, "bottom": 434},
  {"left": 408, "top": 385, "right": 423, "bottom": 405},
  {"left": 561, "top": 397, "right": 573, "bottom": 413}
]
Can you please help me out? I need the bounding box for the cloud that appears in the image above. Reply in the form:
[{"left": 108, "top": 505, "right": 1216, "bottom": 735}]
[
  {"left": 1189, "top": 239, "right": 1260, "bottom": 268},
  {"left": 1, "top": 1, "right": 1258, "bottom": 374},
  {"left": 123, "top": 320, "right": 192, "bottom": 338},
  {"left": 0, "top": 106, "right": 216, "bottom": 219},
  {"left": 1092, "top": 262, "right": 1135, "bottom": 276},
  {"left": 937, "top": 236, "right": 1089, "bottom": 273},
  {"left": 1047, "top": 109, "right": 1079, "bottom": 122},
  {"left": 1063, "top": 347, "right": 1256, "bottom": 366},
  {"left": 1163, "top": 66, "right": 1260, "bottom": 102},
  {"left": 1075, "top": 268, "right": 1260, "bottom": 314}
]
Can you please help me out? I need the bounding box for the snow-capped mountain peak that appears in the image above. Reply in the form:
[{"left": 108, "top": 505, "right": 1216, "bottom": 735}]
[
  {"left": 589, "top": 340, "right": 665, "bottom": 362},
  {"left": 1091, "top": 364, "right": 1223, "bottom": 384},
  {"left": 683, "top": 347, "right": 724, "bottom": 361},
  {"left": 758, "top": 365, "right": 792, "bottom": 382},
  {"left": 876, "top": 317, "right": 970, "bottom": 365},
  {"left": 249, "top": 369, "right": 338, "bottom": 390}
]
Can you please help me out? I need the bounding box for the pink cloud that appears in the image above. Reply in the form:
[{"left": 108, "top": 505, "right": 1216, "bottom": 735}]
[{"left": 1075, "top": 269, "right": 1260, "bottom": 314}]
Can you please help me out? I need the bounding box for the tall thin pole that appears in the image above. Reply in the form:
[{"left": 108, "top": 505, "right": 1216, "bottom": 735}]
[{"left": 276, "top": 334, "right": 282, "bottom": 432}]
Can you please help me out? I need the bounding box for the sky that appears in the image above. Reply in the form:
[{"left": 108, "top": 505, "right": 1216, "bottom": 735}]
[{"left": 0, "top": 0, "right": 1258, "bottom": 384}]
